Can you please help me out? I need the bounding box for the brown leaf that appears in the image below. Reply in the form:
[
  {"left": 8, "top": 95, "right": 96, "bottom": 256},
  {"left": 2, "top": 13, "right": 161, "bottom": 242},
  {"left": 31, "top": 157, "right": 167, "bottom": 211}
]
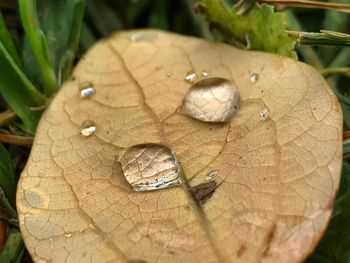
[{"left": 16, "top": 30, "right": 343, "bottom": 263}]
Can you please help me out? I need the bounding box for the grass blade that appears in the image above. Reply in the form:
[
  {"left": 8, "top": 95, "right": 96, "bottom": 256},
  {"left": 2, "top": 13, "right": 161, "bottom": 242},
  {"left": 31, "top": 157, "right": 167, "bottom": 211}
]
[
  {"left": 0, "top": 42, "right": 46, "bottom": 133},
  {"left": 0, "top": 12, "right": 21, "bottom": 66},
  {"left": 19, "top": 0, "right": 57, "bottom": 97},
  {"left": 0, "top": 229, "right": 24, "bottom": 263},
  {"left": 0, "top": 144, "right": 16, "bottom": 207}
]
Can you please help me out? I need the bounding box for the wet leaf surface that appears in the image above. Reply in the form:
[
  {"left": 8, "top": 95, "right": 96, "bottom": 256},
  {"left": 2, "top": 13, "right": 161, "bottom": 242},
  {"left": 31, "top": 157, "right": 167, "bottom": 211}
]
[{"left": 17, "top": 30, "right": 342, "bottom": 263}]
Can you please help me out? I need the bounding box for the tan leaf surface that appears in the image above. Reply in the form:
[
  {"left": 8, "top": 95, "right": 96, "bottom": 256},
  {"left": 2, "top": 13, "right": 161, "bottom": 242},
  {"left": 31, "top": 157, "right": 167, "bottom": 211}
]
[{"left": 17, "top": 30, "right": 343, "bottom": 263}]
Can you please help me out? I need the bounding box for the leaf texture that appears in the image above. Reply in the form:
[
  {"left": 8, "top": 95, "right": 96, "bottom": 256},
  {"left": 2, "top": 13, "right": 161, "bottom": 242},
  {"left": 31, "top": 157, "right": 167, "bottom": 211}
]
[{"left": 17, "top": 30, "right": 342, "bottom": 263}]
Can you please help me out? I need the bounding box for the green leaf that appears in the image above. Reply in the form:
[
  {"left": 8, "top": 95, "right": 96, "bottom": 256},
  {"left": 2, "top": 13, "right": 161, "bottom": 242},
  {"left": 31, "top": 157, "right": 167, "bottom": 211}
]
[
  {"left": 0, "top": 12, "right": 21, "bottom": 66},
  {"left": 0, "top": 229, "right": 24, "bottom": 263},
  {"left": 196, "top": 0, "right": 297, "bottom": 58},
  {"left": 0, "top": 42, "right": 46, "bottom": 133},
  {"left": 19, "top": 0, "right": 57, "bottom": 97},
  {"left": 23, "top": 0, "right": 86, "bottom": 85},
  {"left": 0, "top": 144, "right": 16, "bottom": 207}
]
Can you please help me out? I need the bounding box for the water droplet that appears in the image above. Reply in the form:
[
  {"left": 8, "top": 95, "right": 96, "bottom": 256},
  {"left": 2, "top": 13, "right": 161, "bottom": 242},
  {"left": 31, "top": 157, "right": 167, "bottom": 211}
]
[
  {"left": 165, "top": 72, "right": 172, "bottom": 78},
  {"left": 65, "top": 233, "right": 72, "bottom": 238},
  {"left": 80, "top": 120, "right": 96, "bottom": 137},
  {"left": 206, "top": 170, "right": 218, "bottom": 180},
  {"left": 119, "top": 143, "right": 182, "bottom": 191},
  {"left": 79, "top": 82, "right": 95, "bottom": 97},
  {"left": 130, "top": 32, "right": 142, "bottom": 42},
  {"left": 184, "top": 71, "right": 197, "bottom": 83},
  {"left": 38, "top": 169, "right": 45, "bottom": 177},
  {"left": 179, "top": 78, "right": 241, "bottom": 122},
  {"left": 202, "top": 71, "right": 209, "bottom": 77},
  {"left": 250, "top": 73, "right": 259, "bottom": 83},
  {"left": 260, "top": 108, "right": 269, "bottom": 120}
]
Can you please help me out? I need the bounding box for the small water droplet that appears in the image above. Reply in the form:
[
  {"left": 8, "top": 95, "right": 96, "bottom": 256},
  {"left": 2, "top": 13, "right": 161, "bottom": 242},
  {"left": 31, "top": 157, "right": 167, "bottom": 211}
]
[
  {"left": 202, "top": 71, "right": 209, "bottom": 77},
  {"left": 206, "top": 170, "right": 218, "bottom": 180},
  {"left": 179, "top": 77, "right": 241, "bottom": 122},
  {"left": 79, "top": 82, "right": 95, "bottom": 97},
  {"left": 80, "top": 120, "right": 96, "bottom": 137},
  {"left": 38, "top": 169, "right": 45, "bottom": 176},
  {"left": 165, "top": 72, "right": 172, "bottom": 78},
  {"left": 130, "top": 32, "right": 142, "bottom": 42},
  {"left": 65, "top": 233, "right": 72, "bottom": 238},
  {"left": 119, "top": 143, "right": 182, "bottom": 191},
  {"left": 250, "top": 73, "right": 259, "bottom": 83},
  {"left": 260, "top": 108, "right": 269, "bottom": 120},
  {"left": 184, "top": 71, "right": 197, "bottom": 83}
]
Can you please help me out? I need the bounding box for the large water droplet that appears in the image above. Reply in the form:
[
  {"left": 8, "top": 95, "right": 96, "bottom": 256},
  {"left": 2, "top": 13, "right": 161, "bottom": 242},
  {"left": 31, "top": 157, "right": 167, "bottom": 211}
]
[
  {"left": 250, "top": 73, "right": 259, "bottom": 83},
  {"left": 80, "top": 120, "right": 96, "bottom": 137},
  {"left": 184, "top": 71, "right": 197, "bottom": 83},
  {"left": 179, "top": 78, "right": 241, "bottom": 122},
  {"left": 119, "top": 143, "right": 182, "bottom": 191},
  {"left": 79, "top": 82, "right": 96, "bottom": 97}
]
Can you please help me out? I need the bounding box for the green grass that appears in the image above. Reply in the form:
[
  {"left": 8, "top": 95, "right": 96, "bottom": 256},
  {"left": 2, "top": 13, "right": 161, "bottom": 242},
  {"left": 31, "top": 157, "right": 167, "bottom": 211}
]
[{"left": 0, "top": 0, "right": 350, "bottom": 261}]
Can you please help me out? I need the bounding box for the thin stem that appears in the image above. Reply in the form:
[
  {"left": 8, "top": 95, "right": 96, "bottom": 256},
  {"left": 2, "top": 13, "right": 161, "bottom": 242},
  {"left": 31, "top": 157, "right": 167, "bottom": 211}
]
[
  {"left": 0, "top": 110, "right": 16, "bottom": 128},
  {"left": 260, "top": 0, "right": 350, "bottom": 13},
  {"left": 286, "top": 10, "right": 323, "bottom": 69},
  {"left": 287, "top": 30, "right": 350, "bottom": 46},
  {"left": 0, "top": 133, "right": 33, "bottom": 146},
  {"left": 321, "top": 67, "right": 350, "bottom": 78}
]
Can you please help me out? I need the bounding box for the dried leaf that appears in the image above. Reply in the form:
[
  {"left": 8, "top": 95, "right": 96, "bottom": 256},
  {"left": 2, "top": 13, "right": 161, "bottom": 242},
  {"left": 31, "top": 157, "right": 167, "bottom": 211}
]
[{"left": 17, "top": 30, "right": 342, "bottom": 263}]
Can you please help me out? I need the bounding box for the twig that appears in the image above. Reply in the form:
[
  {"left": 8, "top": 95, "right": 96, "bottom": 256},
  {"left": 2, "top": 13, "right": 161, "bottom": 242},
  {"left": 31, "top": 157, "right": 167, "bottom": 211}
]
[
  {"left": 287, "top": 30, "right": 350, "bottom": 46},
  {"left": 0, "top": 110, "right": 16, "bottom": 127},
  {"left": 0, "top": 133, "right": 33, "bottom": 146},
  {"left": 260, "top": 0, "right": 350, "bottom": 13},
  {"left": 321, "top": 67, "right": 350, "bottom": 78},
  {"left": 344, "top": 131, "right": 350, "bottom": 140}
]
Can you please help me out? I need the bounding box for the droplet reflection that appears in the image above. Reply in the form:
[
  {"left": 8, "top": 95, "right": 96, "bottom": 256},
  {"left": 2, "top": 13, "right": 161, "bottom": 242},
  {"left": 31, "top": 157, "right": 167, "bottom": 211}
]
[
  {"left": 179, "top": 77, "right": 241, "bottom": 122},
  {"left": 119, "top": 143, "right": 182, "bottom": 191},
  {"left": 80, "top": 120, "right": 96, "bottom": 137},
  {"left": 260, "top": 108, "right": 269, "bottom": 120},
  {"left": 79, "top": 82, "right": 96, "bottom": 98},
  {"left": 250, "top": 73, "right": 259, "bottom": 83},
  {"left": 184, "top": 71, "right": 197, "bottom": 83}
]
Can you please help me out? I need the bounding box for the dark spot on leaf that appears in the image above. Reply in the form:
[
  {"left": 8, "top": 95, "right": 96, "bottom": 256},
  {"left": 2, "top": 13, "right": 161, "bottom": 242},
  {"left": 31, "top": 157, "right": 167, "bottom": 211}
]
[
  {"left": 237, "top": 244, "right": 247, "bottom": 257},
  {"left": 168, "top": 250, "right": 175, "bottom": 255},
  {"left": 189, "top": 180, "right": 217, "bottom": 206},
  {"left": 128, "top": 260, "right": 147, "bottom": 263},
  {"left": 262, "top": 223, "right": 277, "bottom": 257}
]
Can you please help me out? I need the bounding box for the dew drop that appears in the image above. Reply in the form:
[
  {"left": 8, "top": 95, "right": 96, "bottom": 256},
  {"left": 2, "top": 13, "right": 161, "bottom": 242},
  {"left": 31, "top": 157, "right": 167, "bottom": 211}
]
[
  {"left": 184, "top": 71, "right": 197, "bottom": 83},
  {"left": 250, "top": 73, "right": 259, "bottom": 83},
  {"left": 65, "top": 233, "right": 72, "bottom": 238},
  {"left": 119, "top": 143, "right": 182, "bottom": 191},
  {"left": 260, "top": 108, "right": 269, "bottom": 120},
  {"left": 80, "top": 120, "right": 96, "bottom": 137},
  {"left": 206, "top": 170, "right": 218, "bottom": 180},
  {"left": 165, "top": 72, "right": 172, "bottom": 78},
  {"left": 179, "top": 77, "right": 241, "bottom": 122},
  {"left": 202, "top": 70, "right": 209, "bottom": 77},
  {"left": 130, "top": 32, "right": 142, "bottom": 42},
  {"left": 79, "top": 82, "right": 96, "bottom": 97}
]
